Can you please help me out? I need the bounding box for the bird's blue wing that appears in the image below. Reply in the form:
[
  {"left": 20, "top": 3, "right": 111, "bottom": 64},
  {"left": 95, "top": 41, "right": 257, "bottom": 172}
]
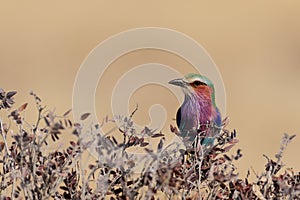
[
  {"left": 176, "top": 107, "right": 181, "bottom": 129},
  {"left": 214, "top": 107, "right": 222, "bottom": 127}
]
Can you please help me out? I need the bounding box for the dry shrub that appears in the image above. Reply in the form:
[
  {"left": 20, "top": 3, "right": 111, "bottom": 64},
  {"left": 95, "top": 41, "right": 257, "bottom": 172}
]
[{"left": 0, "top": 89, "right": 299, "bottom": 199}]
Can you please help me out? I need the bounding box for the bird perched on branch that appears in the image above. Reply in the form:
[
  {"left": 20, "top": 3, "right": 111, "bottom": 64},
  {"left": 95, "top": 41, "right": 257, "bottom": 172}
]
[{"left": 169, "top": 73, "right": 222, "bottom": 147}]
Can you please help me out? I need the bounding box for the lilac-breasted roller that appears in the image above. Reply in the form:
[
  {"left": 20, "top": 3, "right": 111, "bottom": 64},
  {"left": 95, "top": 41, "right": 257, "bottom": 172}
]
[{"left": 169, "top": 73, "right": 222, "bottom": 146}]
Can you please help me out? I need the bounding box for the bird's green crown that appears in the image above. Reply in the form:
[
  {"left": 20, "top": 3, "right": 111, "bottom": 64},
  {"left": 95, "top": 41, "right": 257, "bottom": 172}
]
[{"left": 184, "top": 73, "right": 215, "bottom": 89}]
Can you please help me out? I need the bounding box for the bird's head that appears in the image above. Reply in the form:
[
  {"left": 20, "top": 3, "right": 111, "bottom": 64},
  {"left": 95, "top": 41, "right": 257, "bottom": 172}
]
[{"left": 169, "top": 73, "right": 216, "bottom": 106}]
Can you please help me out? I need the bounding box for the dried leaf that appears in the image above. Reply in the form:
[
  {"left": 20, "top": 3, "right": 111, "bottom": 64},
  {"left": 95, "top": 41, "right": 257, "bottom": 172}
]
[
  {"left": 111, "top": 136, "right": 118, "bottom": 145},
  {"left": 18, "top": 103, "right": 28, "bottom": 112},
  {"left": 144, "top": 148, "right": 153, "bottom": 153},
  {"left": 80, "top": 113, "right": 90, "bottom": 120},
  {"left": 64, "top": 119, "right": 68, "bottom": 127},
  {"left": 0, "top": 141, "right": 4, "bottom": 152},
  {"left": 68, "top": 119, "right": 73, "bottom": 127},
  {"left": 289, "top": 134, "right": 296, "bottom": 140},
  {"left": 6, "top": 91, "right": 17, "bottom": 99},
  {"left": 74, "top": 123, "right": 81, "bottom": 128},
  {"left": 63, "top": 109, "right": 72, "bottom": 117},
  {"left": 223, "top": 154, "right": 232, "bottom": 161},
  {"left": 140, "top": 142, "right": 149, "bottom": 147},
  {"left": 51, "top": 134, "right": 55, "bottom": 141},
  {"left": 157, "top": 137, "right": 165, "bottom": 152},
  {"left": 72, "top": 129, "right": 79, "bottom": 136},
  {"left": 44, "top": 117, "right": 50, "bottom": 126},
  {"left": 151, "top": 133, "right": 164, "bottom": 138},
  {"left": 60, "top": 186, "right": 69, "bottom": 191},
  {"left": 70, "top": 141, "right": 76, "bottom": 147},
  {"left": 53, "top": 122, "right": 64, "bottom": 130}
]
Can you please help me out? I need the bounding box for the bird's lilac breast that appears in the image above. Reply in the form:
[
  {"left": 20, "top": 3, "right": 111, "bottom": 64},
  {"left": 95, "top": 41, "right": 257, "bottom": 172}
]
[{"left": 179, "top": 95, "right": 216, "bottom": 132}]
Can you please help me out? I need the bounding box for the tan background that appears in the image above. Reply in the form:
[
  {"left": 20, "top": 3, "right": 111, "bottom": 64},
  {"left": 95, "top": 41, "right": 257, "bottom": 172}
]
[{"left": 1, "top": 1, "right": 299, "bottom": 178}]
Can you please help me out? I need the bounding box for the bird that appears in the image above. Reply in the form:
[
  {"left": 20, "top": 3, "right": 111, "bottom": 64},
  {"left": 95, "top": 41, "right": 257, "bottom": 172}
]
[{"left": 169, "top": 73, "right": 222, "bottom": 147}]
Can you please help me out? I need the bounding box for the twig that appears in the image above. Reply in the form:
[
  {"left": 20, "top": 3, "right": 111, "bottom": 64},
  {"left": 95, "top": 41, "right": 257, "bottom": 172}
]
[{"left": 0, "top": 119, "right": 10, "bottom": 155}]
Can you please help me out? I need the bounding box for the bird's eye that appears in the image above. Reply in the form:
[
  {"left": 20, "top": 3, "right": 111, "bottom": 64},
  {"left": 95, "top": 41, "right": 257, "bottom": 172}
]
[{"left": 193, "top": 81, "right": 206, "bottom": 87}]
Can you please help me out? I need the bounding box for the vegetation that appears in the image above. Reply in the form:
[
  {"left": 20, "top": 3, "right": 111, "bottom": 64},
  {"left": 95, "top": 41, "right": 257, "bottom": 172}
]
[{"left": 0, "top": 88, "right": 299, "bottom": 199}]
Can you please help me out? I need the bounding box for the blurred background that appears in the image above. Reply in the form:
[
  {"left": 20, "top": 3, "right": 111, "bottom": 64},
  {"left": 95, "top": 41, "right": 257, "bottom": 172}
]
[{"left": 1, "top": 1, "right": 299, "bottom": 178}]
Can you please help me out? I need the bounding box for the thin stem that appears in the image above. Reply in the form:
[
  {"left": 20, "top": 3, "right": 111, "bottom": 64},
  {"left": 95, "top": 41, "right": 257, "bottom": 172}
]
[{"left": 0, "top": 119, "right": 10, "bottom": 155}]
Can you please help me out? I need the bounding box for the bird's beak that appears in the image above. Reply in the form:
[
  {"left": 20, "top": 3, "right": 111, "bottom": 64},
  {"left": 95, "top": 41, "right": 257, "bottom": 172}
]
[{"left": 168, "top": 78, "right": 186, "bottom": 87}]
